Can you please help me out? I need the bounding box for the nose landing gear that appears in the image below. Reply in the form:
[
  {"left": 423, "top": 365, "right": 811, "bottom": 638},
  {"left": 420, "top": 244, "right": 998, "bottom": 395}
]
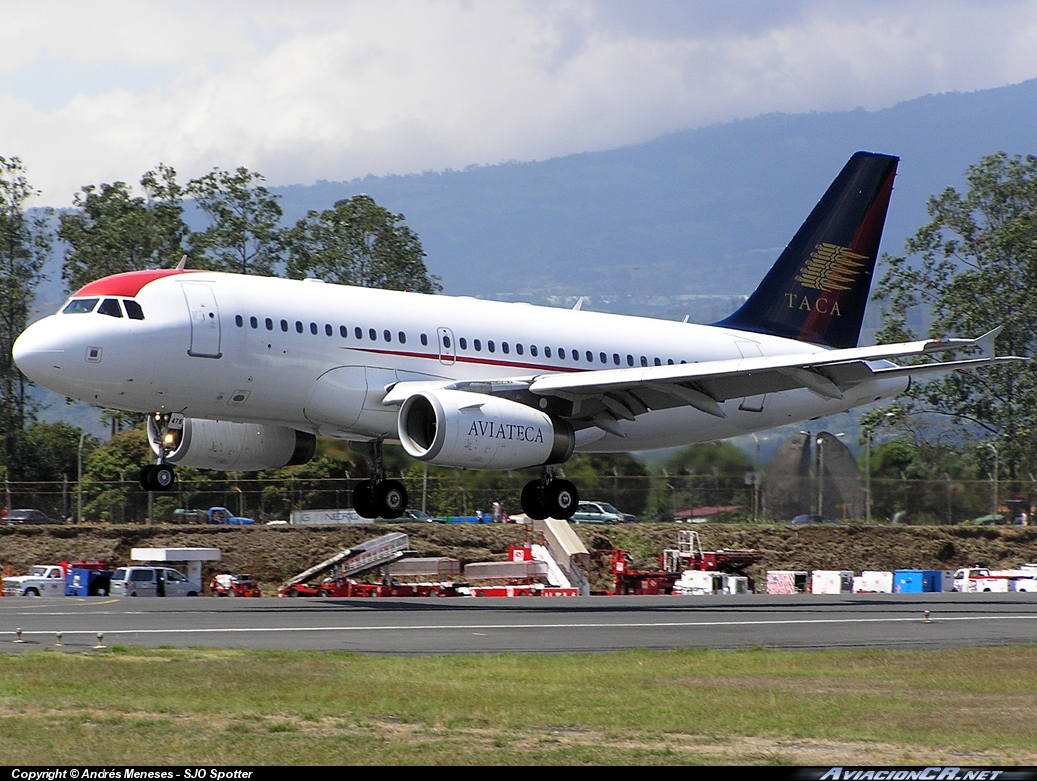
[
  {"left": 520, "top": 472, "right": 578, "bottom": 520},
  {"left": 139, "top": 463, "right": 176, "bottom": 491},
  {"left": 140, "top": 412, "right": 180, "bottom": 492},
  {"left": 350, "top": 440, "right": 408, "bottom": 519}
]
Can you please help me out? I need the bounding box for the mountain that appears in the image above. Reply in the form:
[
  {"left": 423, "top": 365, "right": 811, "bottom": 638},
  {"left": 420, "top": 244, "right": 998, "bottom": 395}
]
[{"left": 266, "top": 77, "right": 1037, "bottom": 322}]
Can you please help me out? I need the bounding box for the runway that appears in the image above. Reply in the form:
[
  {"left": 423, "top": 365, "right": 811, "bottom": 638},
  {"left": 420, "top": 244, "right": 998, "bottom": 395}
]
[{"left": 3, "top": 593, "right": 1037, "bottom": 654}]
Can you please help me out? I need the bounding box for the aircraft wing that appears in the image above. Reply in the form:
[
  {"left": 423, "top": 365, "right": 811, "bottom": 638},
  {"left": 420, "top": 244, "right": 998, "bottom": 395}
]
[{"left": 383, "top": 328, "right": 1024, "bottom": 434}]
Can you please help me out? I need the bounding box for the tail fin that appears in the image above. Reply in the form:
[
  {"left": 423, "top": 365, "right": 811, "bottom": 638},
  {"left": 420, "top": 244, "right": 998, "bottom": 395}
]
[{"left": 715, "top": 151, "right": 899, "bottom": 349}]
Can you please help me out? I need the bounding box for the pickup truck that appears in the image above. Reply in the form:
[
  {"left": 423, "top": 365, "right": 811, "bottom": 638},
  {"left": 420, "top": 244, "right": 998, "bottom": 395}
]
[{"left": 3, "top": 561, "right": 112, "bottom": 597}]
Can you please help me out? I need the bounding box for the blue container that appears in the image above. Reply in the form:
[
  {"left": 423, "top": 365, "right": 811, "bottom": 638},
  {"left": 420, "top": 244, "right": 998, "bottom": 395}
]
[
  {"left": 65, "top": 569, "right": 112, "bottom": 596},
  {"left": 894, "top": 569, "right": 941, "bottom": 593}
]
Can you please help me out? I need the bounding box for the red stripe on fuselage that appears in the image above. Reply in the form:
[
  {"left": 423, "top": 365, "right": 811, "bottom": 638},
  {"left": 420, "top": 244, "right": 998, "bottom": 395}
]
[
  {"left": 349, "top": 347, "right": 586, "bottom": 373},
  {"left": 74, "top": 269, "right": 200, "bottom": 298}
]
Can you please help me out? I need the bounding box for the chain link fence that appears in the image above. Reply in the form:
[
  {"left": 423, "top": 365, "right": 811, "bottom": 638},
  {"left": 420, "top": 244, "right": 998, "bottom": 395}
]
[{"left": 1, "top": 473, "right": 1027, "bottom": 525}]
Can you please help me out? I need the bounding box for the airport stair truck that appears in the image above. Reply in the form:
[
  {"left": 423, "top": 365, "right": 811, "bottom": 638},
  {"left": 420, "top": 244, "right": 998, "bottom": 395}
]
[
  {"left": 279, "top": 532, "right": 412, "bottom": 597},
  {"left": 531, "top": 518, "right": 591, "bottom": 595}
]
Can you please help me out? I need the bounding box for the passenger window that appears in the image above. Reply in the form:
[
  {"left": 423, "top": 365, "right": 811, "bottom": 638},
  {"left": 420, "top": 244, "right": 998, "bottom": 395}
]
[
  {"left": 235, "top": 315, "right": 243, "bottom": 327},
  {"left": 459, "top": 337, "right": 467, "bottom": 350},
  {"left": 281, "top": 319, "right": 288, "bottom": 332},
  {"left": 266, "top": 318, "right": 273, "bottom": 331},
  {"left": 443, "top": 335, "right": 451, "bottom": 348},
  {"left": 383, "top": 330, "right": 392, "bottom": 342},
  {"left": 62, "top": 298, "right": 99, "bottom": 314},
  {"left": 369, "top": 328, "right": 376, "bottom": 341},
  {"left": 516, "top": 343, "right": 524, "bottom": 355},
  {"left": 654, "top": 358, "right": 661, "bottom": 366},
  {"left": 250, "top": 316, "right": 258, "bottom": 329},
  {"left": 599, "top": 352, "right": 606, "bottom": 364},
  {"left": 530, "top": 345, "right": 538, "bottom": 357},
  {"left": 310, "top": 322, "right": 318, "bottom": 335},
  {"left": 627, "top": 355, "right": 634, "bottom": 367},
  {"left": 502, "top": 342, "right": 509, "bottom": 354},
  {"left": 474, "top": 339, "right": 481, "bottom": 351},
  {"left": 296, "top": 321, "right": 303, "bottom": 333},
  {"left": 124, "top": 300, "right": 145, "bottom": 320},
  {"left": 641, "top": 356, "right": 648, "bottom": 367},
  {"left": 420, "top": 333, "right": 428, "bottom": 346},
  {"left": 574, "top": 349, "right": 580, "bottom": 361},
  {"left": 545, "top": 346, "right": 552, "bottom": 358},
  {"left": 487, "top": 340, "right": 495, "bottom": 353},
  {"left": 667, "top": 359, "right": 674, "bottom": 365},
  {"left": 613, "top": 353, "right": 620, "bottom": 365},
  {"left": 558, "top": 348, "right": 565, "bottom": 361},
  {"left": 356, "top": 327, "right": 363, "bottom": 339},
  {"left": 399, "top": 332, "right": 406, "bottom": 344},
  {"left": 325, "top": 324, "right": 333, "bottom": 336},
  {"left": 340, "top": 325, "right": 347, "bottom": 337},
  {"left": 586, "top": 351, "right": 593, "bottom": 362}
]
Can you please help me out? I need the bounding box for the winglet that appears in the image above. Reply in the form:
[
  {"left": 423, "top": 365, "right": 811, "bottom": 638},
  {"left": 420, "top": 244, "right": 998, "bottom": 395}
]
[
  {"left": 572, "top": 297, "right": 587, "bottom": 311},
  {"left": 175, "top": 254, "right": 187, "bottom": 271},
  {"left": 975, "top": 326, "right": 1003, "bottom": 359}
]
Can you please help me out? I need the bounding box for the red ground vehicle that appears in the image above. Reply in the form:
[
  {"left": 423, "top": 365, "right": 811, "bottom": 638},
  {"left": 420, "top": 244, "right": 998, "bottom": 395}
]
[
  {"left": 210, "top": 573, "right": 262, "bottom": 597},
  {"left": 597, "top": 531, "right": 761, "bottom": 595}
]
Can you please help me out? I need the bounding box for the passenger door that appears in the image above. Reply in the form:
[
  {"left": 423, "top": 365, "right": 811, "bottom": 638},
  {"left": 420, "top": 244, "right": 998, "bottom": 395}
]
[{"left": 182, "top": 283, "right": 222, "bottom": 358}]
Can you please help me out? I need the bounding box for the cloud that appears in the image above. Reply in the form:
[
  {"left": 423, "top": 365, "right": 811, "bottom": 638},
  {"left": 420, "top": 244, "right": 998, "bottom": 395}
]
[{"left": 2, "top": 0, "right": 1037, "bottom": 205}]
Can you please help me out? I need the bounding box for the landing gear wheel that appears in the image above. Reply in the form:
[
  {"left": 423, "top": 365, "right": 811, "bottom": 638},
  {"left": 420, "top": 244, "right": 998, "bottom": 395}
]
[
  {"left": 375, "top": 480, "right": 407, "bottom": 519},
  {"left": 353, "top": 480, "right": 377, "bottom": 519},
  {"left": 521, "top": 481, "right": 548, "bottom": 521},
  {"left": 152, "top": 464, "right": 175, "bottom": 491},
  {"left": 544, "top": 479, "right": 578, "bottom": 519},
  {"left": 139, "top": 464, "right": 175, "bottom": 491}
]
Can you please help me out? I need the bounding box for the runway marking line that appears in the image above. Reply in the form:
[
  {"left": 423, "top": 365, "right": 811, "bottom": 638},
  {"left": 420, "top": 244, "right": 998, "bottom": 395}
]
[{"left": 7, "top": 613, "right": 1037, "bottom": 637}]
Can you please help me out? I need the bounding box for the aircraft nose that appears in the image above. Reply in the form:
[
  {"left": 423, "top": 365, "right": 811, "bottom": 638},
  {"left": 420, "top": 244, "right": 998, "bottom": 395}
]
[{"left": 13, "top": 318, "right": 66, "bottom": 383}]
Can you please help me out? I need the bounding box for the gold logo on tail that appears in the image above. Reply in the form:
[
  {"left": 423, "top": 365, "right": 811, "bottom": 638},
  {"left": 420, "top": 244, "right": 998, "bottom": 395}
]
[{"left": 795, "top": 243, "right": 867, "bottom": 292}]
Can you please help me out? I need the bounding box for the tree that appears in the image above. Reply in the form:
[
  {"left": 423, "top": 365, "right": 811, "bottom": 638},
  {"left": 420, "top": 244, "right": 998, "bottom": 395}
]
[
  {"left": 286, "top": 194, "right": 441, "bottom": 293},
  {"left": 873, "top": 152, "right": 1037, "bottom": 479},
  {"left": 59, "top": 164, "right": 190, "bottom": 292},
  {"left": 188, "top": 167, "right": 283, "bottom": 275},
  {"left": 0, "top": 156, "right": 51, "bottom": 475}
]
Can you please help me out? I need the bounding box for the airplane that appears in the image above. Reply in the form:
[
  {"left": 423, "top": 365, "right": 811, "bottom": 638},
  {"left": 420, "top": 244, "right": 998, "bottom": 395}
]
[{"left": 12, "top": 151, "right": 1021, "bottom": 521}]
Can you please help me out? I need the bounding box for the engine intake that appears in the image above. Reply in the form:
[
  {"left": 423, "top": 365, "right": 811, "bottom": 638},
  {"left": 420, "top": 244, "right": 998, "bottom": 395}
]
[
  {"left": 398, "top": 389, "right": 574, "bottom": 470},
  {"left": 147, "top": 416, "right": 316, "bottom": 472}
]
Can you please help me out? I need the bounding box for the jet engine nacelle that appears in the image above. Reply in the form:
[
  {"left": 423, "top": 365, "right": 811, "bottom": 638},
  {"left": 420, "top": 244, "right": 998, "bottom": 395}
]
[
  {"left": 397, "top": 389, "right": 575, "bottom": 470},
  {"left": 147, "top": 416, "right": 316, "bottom": 472}
]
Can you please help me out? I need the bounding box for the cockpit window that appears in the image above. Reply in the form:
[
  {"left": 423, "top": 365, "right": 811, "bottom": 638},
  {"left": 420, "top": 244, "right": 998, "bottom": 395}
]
[
  {"left": 124, "top": 300, "right": 145, "bottom": 320},
  {"left": 62, "top": 298, "right": 99, "bottom": 314},
  {"left": 98, "top": 298, "right": 123, "bottom": 318}
]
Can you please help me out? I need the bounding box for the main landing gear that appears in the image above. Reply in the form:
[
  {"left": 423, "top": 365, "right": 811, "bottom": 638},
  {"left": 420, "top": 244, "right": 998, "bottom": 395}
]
[
  {"left": 350, "top": 440, "right": 407, "bottom": 520},
  {"left": 520, "top": 472, "right": 579, "bottom": 521}
]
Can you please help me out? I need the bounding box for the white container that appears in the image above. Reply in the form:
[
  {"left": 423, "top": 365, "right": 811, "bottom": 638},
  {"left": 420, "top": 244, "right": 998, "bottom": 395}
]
[
  {"left": 852, "top": 571, "right": 893, "bottom": 593},
  {"left": 811, "top": 570, "right": 854, "bottom": 594}
]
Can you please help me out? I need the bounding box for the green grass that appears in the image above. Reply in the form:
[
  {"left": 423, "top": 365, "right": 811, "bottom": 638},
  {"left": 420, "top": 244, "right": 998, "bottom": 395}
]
[{"left": 3, "top": 646, "right": 1037, "bottom": 764}]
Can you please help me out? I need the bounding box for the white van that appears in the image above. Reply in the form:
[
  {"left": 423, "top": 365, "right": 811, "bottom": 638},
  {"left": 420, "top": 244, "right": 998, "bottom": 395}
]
[{"left": 110, "top": 566, "right": 201, "bottom": 597}]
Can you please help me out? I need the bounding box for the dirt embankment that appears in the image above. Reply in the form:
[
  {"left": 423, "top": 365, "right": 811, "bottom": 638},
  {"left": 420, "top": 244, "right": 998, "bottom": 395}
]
[{"left": 3, "top": 523, "right": 1037, "bottom": 593}]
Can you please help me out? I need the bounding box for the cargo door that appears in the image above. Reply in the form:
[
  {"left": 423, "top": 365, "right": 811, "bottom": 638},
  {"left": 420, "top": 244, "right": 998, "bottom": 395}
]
[{"left": 183, "top": 282, "right": 222, "bottom": 358}]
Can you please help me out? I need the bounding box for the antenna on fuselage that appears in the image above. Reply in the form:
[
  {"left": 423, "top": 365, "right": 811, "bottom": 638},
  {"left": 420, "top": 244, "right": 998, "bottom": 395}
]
[{"left": 175, "top": 255, "right": 187, "bottom": 271}]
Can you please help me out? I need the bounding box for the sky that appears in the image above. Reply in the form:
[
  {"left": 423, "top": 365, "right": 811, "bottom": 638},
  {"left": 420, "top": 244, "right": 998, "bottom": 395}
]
[{"left": 2, "top": 0, "right": 1037, "bottom": 206}]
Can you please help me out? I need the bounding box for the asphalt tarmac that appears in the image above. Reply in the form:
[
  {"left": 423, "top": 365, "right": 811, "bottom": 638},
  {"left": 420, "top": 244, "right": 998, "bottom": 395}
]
[{"left": 2, "top": 593, "right": 1036, "bottom": 654}]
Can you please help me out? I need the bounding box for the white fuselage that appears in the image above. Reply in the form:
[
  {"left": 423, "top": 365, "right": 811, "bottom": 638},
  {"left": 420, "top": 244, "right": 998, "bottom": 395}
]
[{"left": 13, "top": 271, "right": 907, "bottom": 454}]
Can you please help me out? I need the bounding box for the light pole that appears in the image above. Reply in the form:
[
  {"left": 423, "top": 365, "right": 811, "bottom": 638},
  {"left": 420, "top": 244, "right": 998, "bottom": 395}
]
[
  {"left": 985, "top": 442, "right": 999, "bottom": 518},
  {"left": 864, "top": 412, "right": 895, "bottom": 525},
  {"left": 77, "top": 431, "right": 85, "bottom": 525}
]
